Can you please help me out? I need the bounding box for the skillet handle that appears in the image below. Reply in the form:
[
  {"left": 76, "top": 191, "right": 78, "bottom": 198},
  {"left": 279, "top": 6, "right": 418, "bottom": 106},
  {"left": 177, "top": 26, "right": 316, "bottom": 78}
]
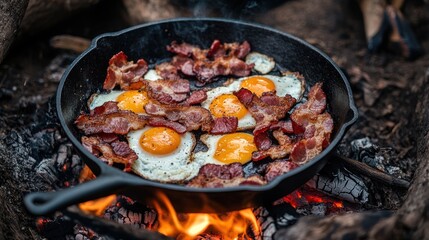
[{"left": 24, "top": 174, "right": 131, "bottom": 216}]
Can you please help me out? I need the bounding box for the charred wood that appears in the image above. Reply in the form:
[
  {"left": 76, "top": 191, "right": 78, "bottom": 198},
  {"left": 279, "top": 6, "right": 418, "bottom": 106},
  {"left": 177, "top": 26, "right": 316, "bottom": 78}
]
[
  {"left": 0, "top": 0, "right": 29, "bottom": 63},
  {"left": 333, "top": 154, "right": 410, "bottom": 189},
  {"left": 64, "top": 206, "right": 173, "bottom": 240},
  {"left": 307, "top": 162, "right": 369, "bottom": 204}
]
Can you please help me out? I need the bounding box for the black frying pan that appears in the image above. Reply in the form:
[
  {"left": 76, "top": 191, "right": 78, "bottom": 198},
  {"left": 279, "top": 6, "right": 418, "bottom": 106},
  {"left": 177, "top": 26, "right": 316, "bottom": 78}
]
[{"left": 24, "top": 18, "right": 358, "bottom": 215}]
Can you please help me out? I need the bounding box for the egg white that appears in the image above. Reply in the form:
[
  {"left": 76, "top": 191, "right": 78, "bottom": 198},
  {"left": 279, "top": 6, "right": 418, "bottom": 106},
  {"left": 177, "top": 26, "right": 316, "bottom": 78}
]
[
  {"left": 88, "top": 90, "right": 124, "bottom": 110},
  {"left": 128, "top": 127, "right": 202, "bottom": 183},
  {"left": 245, "top": 52, "right": 276, "bottom": 74}
]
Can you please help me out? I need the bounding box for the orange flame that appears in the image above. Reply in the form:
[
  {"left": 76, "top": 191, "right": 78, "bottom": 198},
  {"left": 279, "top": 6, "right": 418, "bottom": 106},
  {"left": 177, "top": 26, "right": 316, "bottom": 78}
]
[
  {"left": 79, "top": 195, "right": 117, "bottom": 216},
  {"left": 153, "top": 193, "right": 260, "bottom": 239},
  {"left": 78, "top": 165, "right": 117, "bottom": 216}
]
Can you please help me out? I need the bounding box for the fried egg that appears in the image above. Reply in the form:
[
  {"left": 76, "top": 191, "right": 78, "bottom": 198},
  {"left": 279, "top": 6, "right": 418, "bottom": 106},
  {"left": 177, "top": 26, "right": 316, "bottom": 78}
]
[
  {"left": 245, "top": 52, "right": 275, "bottom": 74},
  {"left": 89, "top": 89, "right": 150, "bottom": 114},
  {"left": 201, "top": 74, "right": 304, "bottom": 130},
  {"left": 128, "top": 126, "right": 201, "bottom": 182},
  {"left": 193, "top": 132, "right": 257, "bottom": 165}
]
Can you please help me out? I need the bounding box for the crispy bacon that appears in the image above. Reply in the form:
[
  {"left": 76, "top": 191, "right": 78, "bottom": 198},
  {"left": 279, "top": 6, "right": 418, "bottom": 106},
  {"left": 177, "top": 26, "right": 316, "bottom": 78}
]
[
  {"left": 187, "top": 163, "right": 266, "bottom": 188},
  {"left": 264, "top": 160, "right": 298, "bottom": 182},
  {"left": 252, "top": 130, "right": 296, "bottom": 161},
  {"left": 290, "top": 82, "right": 327, "bottom": 127},
  {"left": 235, "top": 89, "right": 296, "bottom": 135},
  {"left": 193, "top": 57, "right": 254, "bottom": 83},
  {"left": 290, "top": 113, "right": 333, "bottom": 163},
  {"left": 234, "top": 88, "right": 296, "bottom": 150},
  {"left": 144, "top": 102, "right": 213, "bottom": 132},
  {"left": 288, "top": 83, "right": 333, "bottom": 163},
  {"left": 147, "top": 117, "right": 187, "bottom": 134},
  {"left": 155, "top": 62, "right": 183, "bottom": 80},
  {"left": 166, "top": 41, "right": 201, "bottom": 57},
  {"left": 103, "top": 51, "right": 148, "bottom": 90},
  {"left": 82, "top": 135, "right": 137, "bottom": 172},
  {"left": 270, "top": 120, "right": 294, "bottom": 134},
  {"left": 210, "top": 117, "right": 238, "bottom": 135},
  {"left": 90, "top": 101, "right": 119, "bottom": 115},
  {"left": 146, "top": 79, "right": 190, "bottom": 104},
  {"left": 184, "top": 89, "right": 207, "bottom": 105},
  {"left": 166, "top": 40, "right": 254, "bottom": 83},
  {"left": 250, "top": 83, "right": 333, "bottom": 163},
  {"left": 75, "top": 102, "right": 148, "bottom": 135},
  {"left": 172, "top": 55, "right": 195, "bottom": 76},
  {"left": 144, "top": 102, "right": 238, "bottom": 134}
]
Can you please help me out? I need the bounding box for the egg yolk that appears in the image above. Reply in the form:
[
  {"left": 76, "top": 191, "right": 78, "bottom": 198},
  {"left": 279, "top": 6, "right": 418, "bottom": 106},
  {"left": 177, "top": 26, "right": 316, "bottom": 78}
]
[
  {"left": 214, "top": 133, "right": 257, "bottom": 164},
  {"left": 209, "top": 94, "right": 248, "bottom": 119},
  {"left": 240, "top": 76, "right": 276, "bottom": 97},
  {"left": 117, "top": 90, "right": 148, "bottom": 114},
  {"left": 139, "top": 127, "right": 181, "bottom": 155}
]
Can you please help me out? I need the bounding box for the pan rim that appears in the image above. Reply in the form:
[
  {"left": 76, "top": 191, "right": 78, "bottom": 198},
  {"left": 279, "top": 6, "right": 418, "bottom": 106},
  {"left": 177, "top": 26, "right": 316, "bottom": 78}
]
[{"left": 56, "top": 17, "right": 358, "bottom": 193}]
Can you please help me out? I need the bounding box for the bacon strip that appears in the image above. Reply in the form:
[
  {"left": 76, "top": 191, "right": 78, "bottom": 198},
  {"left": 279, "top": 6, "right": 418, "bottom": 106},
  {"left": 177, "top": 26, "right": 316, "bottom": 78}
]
[
  {"left": 144, "top": 102, "right": 238, "bottom": 134},
  {"left": 146, "top": 79, "right": 190, "bottom": 104},
  {"left": 166, "top": 40, "right": 254, "bottom": 84},
  {"left": 144, "top": 102, "right": 213, "bottom": 132},
  {"left": 147, "top": 117, "right": 187, "bottom": 134},
  {"left": 187, "top": 163, "right": 266, "bottom": 188},
  {"left": 250, "top": 83, "right": 333, "bottom": 164},
  {"left": 103, "top": 51, "right": 148, "bottom": 90},
  {"left": 290, "top": 113, "right": 333, "bottom": 164},
  {"left": 290, "top": 82, "right": 327, "bottom": 127},
  {"left": 234, "top": 88, "right": 296, "bottom": 150},
  {"left": 264, "top": 160, "right": 298, "bottom": 182},
  {"left": 82, "top": 135, "right": 137, "bottom": 172},
  {"left": 210, "top": 117, "right": 238, "bottom": 135},
  {"left": 252, "top": 130, "right": 295, "bottom": 161},
  {"left": 235, "top": 89, "right": 296, "bottom": 135},
  {"left": 75, "top": 102, "right": 148, "bottom": 135},
  {"left": 184, "top": 90, "right": 207, "bottom": 105}
]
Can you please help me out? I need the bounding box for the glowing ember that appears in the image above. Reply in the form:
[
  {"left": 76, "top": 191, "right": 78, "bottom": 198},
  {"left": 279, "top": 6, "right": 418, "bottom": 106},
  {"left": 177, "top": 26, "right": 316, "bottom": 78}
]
[
  {"left": 283, "top": 187, "right": 344, "bottom": 211},
  {"left": 153, "top": 193, "right": 260, "bottom": 239}
]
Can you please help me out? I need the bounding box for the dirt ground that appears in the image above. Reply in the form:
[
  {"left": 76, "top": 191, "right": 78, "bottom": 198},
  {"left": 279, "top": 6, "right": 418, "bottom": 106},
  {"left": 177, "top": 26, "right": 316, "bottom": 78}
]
[{"left": 1, "top": 0, "right": 429, "bottom": 239}]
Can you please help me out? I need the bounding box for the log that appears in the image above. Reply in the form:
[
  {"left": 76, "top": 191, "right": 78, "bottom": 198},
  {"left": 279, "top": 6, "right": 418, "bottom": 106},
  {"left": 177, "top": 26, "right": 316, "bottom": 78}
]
[
  {"left": 121, "top": 0, "right": 190, "bottom": 24},
  {"left": 0, "top": 0, "right": 99, "bottom": 64},
  {"left": 20, "top": 0, "right": 100, "bottom": 35},
  {"left": 274, "top": 69, "right": 429, "bottom": 240},
  {"left": 0, "top": 0, "right": 29, "bottom": 63}
]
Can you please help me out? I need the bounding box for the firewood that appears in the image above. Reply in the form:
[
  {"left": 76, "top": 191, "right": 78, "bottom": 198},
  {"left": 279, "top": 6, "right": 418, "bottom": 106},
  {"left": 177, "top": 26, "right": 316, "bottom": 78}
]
[
  {"left": 64, "top": 206, "right": 173, "bottom": 240},
  {"left": 122, "top": 0, "right": 190, "bottom": 24},
  {"left": 0, "top": 0, "right": 99, "bottom": 64},
  {"left": 333, "top": 154, "right": 410, "bottom": 189},
  {"left": 20, "top": 0, "right": 100, "bottom": 35},
  {"left": 0, "top": 0, "right": 29, "bottom": 63}
]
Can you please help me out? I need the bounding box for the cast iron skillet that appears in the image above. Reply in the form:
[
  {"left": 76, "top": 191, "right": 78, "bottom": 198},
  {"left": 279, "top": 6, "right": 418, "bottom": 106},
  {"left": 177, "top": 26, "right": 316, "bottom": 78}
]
[{"left": 24, "top": 18, "right": 358, "bottom": 215}]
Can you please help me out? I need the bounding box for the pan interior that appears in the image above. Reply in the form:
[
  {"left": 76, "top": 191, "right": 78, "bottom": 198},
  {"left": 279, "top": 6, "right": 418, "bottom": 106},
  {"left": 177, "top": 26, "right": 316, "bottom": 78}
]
[{"left": 58, "top": 18, "right": 355, "bottom": 193}]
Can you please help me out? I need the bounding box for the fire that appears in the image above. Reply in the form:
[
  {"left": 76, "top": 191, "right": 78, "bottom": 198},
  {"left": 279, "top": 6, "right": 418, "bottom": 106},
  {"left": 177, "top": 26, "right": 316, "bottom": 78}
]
[
  {"left": 283, "top": 187, "right": 344, "bottom": 210},
  {"left": 153, "top": 193, "right": 260, "bottom": 239},
  {"left": 79, "top": 195, "right": 117, "bottom": 216},
  {"left": 78, "top": 165, "right": 117, "bottom": 216}
]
